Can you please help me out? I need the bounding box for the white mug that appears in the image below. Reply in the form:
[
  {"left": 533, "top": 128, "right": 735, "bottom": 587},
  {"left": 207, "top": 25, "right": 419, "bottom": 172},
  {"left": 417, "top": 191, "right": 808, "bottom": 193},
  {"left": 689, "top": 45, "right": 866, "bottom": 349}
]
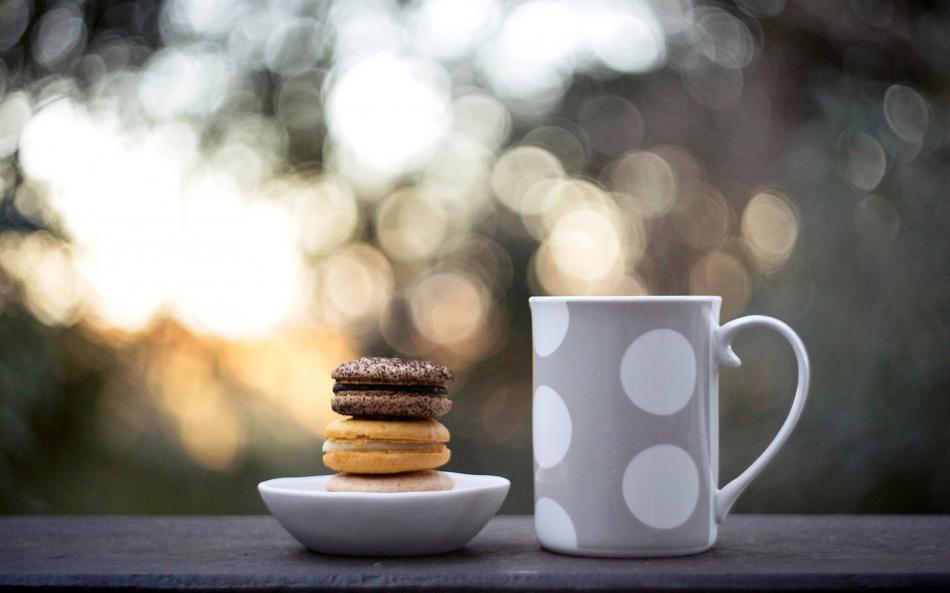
[{"left": 530, "top": 296, "right": 809, "bottom": 557}]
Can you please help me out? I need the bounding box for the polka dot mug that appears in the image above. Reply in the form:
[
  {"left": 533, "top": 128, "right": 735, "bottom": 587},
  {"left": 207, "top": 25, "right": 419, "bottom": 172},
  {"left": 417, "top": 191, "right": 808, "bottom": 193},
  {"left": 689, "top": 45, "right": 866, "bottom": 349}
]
[{"left": 530, "top": 296, "right": 809, "bottom": 557}]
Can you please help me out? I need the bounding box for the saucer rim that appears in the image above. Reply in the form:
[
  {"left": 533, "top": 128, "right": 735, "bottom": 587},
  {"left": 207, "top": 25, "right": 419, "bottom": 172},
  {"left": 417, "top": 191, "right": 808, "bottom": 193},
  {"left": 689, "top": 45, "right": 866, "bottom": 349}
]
[{"left": 258, "top": 471, "right": 510, "bottom": 499}]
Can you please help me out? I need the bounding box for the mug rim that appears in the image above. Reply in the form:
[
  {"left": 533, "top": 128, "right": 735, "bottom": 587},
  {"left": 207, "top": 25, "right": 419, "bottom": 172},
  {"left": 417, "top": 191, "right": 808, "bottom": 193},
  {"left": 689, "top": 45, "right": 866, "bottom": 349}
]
[{"left": 529, "top": 295, "right": 722, "bottom": 303}]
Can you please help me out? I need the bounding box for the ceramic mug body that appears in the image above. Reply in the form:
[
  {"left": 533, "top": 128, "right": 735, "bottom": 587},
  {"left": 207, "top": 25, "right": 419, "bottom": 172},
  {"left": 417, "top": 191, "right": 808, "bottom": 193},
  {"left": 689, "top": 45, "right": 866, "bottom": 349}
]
[{"left": 530, "top": 296, "right": 809, "bottom": 557}]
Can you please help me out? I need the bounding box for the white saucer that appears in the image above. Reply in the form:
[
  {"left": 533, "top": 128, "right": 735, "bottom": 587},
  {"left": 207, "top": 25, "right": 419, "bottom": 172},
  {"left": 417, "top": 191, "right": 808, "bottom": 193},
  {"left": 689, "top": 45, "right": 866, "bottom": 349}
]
[{"left": 258, "top": 472, "right": 510, "bottom": 556}]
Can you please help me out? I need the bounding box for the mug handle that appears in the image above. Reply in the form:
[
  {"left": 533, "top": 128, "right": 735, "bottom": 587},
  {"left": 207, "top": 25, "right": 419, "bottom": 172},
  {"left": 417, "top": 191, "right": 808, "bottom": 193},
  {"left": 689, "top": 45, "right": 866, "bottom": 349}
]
[{"left": 713, "top": 315, "right": 810, "bottom": 522}]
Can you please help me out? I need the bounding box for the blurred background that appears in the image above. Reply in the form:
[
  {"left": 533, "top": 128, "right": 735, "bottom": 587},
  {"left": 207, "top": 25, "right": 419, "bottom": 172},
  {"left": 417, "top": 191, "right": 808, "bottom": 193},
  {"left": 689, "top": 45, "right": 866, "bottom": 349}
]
[{"left": 0, "top": 0, "right": 947, "bottom": 515}]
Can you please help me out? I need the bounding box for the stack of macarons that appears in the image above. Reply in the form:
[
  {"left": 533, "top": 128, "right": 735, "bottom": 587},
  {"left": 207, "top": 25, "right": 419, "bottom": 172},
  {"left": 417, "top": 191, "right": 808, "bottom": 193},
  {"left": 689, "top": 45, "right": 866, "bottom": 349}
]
[{"left": 323, "top": 357, "right": 454, "bottom": 493}]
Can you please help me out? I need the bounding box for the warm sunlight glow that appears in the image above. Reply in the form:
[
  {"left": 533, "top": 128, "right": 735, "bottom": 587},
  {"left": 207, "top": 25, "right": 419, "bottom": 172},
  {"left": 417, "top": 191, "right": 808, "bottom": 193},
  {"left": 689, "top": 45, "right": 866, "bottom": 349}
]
[{"left": 18, "top": 99, "right": 307, "bottom": 338}]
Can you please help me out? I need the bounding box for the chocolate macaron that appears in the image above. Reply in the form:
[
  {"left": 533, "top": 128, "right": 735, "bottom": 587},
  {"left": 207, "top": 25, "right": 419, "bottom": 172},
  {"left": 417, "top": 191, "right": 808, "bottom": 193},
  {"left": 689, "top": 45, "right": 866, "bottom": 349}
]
[{"left": 331, "top": 357, "right": 453, "bottom": 419}]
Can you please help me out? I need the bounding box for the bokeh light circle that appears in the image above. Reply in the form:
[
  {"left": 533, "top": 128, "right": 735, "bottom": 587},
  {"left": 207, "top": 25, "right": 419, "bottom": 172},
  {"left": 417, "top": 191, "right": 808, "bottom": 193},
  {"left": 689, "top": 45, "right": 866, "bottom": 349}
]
[
  {"left": 326, "top": 54, "right": 451, "bottom": 182},
  {"left": 608, "top": 150, "right": 678, "bottom": 218},
  {"left": 376, "top": 188, "right": 449, "bottom": 262},
  {"left": 318, "top": 243, "right": 394, "bottom": 330},
  {"left": 741, "top": 190, "right": 799, "bottom": 271},
  {"left": 409, "top": 272, "right": 491, "bottom": 346},
  {"left": 491, "top": 146, "right": 564, "bottom": 213}
]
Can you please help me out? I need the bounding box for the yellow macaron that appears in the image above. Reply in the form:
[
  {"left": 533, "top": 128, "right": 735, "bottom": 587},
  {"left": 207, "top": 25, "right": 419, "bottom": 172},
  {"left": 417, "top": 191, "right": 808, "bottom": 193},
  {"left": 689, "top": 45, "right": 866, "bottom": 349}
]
[{"left": 322, "top": 418, "right": 450, "bottom": 474}]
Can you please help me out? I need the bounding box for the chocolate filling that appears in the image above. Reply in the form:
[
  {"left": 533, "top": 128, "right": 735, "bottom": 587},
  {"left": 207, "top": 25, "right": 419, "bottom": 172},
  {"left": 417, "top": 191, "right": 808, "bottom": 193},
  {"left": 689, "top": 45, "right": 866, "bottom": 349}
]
[{"left": 333, "top": 382, "right": 447, "bottom": 395}]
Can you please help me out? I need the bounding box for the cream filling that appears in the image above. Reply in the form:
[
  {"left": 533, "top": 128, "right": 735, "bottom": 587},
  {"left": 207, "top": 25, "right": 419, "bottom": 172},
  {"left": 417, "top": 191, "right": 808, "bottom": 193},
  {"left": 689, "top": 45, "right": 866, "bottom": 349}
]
[{"left": 322, "top": 439, "right": 443, "bottom": 453}]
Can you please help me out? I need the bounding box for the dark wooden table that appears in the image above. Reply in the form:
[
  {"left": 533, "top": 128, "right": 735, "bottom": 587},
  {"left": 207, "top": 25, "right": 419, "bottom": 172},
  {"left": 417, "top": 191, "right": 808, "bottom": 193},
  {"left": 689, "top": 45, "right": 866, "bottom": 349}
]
[{"left": 1, "top": 515, "right": 948, "bottom": 591}]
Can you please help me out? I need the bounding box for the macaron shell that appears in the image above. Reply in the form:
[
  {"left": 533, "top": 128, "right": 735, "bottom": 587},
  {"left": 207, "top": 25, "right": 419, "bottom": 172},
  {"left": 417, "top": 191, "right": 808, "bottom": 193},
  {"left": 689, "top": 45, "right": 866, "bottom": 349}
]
[
  {"left": 331, "top": 393, "right": 452, "bottom": 418},
  {"left": 325, "top": 418, "right": 450, "bottom": 443},
  {"left": 331, "top": 357, "right": 453, "bottom": 387},
  {"left": 323, "top": 448, "right": 451, "bottom": 474},
  {"left": 326, "top": 470, "right": 454, "bottom": 493}
]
